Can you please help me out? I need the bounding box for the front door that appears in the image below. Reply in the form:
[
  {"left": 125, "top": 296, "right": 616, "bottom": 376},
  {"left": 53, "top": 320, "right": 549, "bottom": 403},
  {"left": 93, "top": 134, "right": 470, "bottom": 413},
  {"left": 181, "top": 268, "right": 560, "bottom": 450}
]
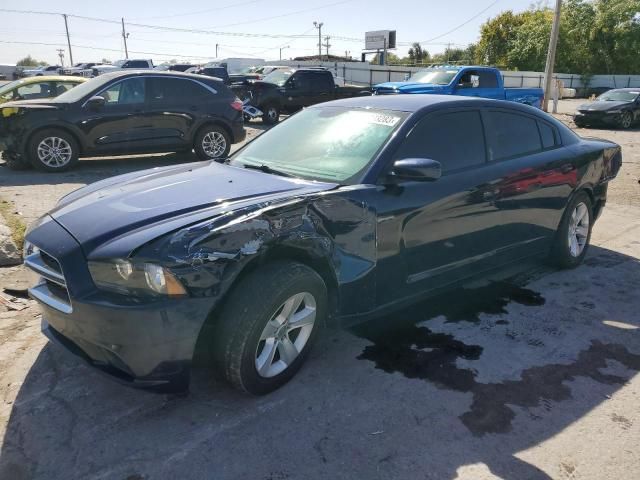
[{"left": 81, "top": 77, "right": 149, "bottom": 154}]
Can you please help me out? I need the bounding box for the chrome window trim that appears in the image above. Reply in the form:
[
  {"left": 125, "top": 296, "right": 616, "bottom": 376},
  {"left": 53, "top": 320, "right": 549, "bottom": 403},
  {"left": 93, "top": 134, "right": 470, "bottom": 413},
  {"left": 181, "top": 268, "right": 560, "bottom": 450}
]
[{"left": 82, "top": 74, "right": 218, "bottom": 108}]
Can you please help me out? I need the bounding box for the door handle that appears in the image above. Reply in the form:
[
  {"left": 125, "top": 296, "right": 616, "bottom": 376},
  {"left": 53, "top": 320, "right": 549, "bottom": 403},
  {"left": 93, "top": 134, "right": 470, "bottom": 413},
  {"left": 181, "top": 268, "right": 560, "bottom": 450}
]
[{"left": 560, "top": 163, "right": 575, "bottom": 174}]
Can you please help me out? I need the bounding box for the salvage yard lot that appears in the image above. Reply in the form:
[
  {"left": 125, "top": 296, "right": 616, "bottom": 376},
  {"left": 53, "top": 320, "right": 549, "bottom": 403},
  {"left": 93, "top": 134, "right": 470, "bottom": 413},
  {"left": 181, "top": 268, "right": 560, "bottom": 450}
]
[{"left": 0, "top": 99, "right": 639, "bottom": 480}]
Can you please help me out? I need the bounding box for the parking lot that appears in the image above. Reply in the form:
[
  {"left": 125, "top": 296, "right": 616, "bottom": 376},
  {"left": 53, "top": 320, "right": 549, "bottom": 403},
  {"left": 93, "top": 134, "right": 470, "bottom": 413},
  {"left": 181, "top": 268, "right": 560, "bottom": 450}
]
[{"left": 0, "top": 100, "right": 639, "bottom": 479}]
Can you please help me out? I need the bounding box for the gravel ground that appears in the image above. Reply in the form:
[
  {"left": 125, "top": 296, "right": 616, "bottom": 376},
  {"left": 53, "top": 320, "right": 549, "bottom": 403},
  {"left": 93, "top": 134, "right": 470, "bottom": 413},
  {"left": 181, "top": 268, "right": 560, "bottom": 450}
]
[{"left": 0, "top": 101, "right": 639, "bottom": 480}]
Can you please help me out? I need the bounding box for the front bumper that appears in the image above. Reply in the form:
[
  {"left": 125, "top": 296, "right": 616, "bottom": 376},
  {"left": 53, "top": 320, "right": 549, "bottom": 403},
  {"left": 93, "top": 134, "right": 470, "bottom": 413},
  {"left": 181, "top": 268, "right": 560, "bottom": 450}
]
[
  {"left": 26, "top": 215, "right": 214, "bottom": 392},
  {"left": 574, "top": 111, "right": 622, "bottom": 126}
]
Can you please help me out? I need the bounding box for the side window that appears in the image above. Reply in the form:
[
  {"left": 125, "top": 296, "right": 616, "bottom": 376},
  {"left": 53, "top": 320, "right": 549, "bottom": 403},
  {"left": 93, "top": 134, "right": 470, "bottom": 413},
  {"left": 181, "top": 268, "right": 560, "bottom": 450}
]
[
  {"left": 100, "top": 78, "right": 145, "bottom": 105},
  {"left": 484, "top": 110, "right": 542, "bottom": 161},
  {"left": 291, "top": 73, "right": 312, "bottom": 92},
  {"left": 538, "top": 121, "right": 557, "bottom": 149},
  {"left": 54, "top": 82, "right": 79, "bottom": 96},
  {"left": 312, "top": 74, "right": 333, "bottom": 91},
  {"left": 15, "top": 82, "right": 52, "bottom": 99},
  {"left": 477, "top": 71, "right": 498, "bottom": 88},
  {"left": 148, "top": 78, "right": 212, "bottom": 104},
  {"left": 394, "top": 110, "right": 486, "bottom": 173}
]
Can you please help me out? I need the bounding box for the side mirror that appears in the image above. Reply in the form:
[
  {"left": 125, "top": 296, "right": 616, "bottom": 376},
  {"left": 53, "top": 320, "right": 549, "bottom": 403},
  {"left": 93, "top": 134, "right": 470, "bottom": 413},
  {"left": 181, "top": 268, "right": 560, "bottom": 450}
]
[
  {"left": 86, "top": 95, "right": 106, "bottom": 110},
  {"left": 391, "top": 158, "right": 441, "bottom": 181}
]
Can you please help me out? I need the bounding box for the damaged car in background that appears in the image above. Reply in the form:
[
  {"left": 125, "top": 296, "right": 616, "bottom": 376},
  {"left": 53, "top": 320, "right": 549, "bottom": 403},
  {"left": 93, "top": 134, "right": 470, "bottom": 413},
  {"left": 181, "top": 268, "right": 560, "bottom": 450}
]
[{"left": 23, "top": 95, "right": 621, "bottom": 394}]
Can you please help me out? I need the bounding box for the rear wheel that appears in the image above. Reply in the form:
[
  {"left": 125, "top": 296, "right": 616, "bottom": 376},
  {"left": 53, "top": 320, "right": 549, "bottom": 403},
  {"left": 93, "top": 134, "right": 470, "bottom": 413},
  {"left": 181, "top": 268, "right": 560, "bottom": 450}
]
[
  {"left": 28, "top": 129, "right": 79, "bottom": 172},
  {"left": 262, "top": 104, "right": 280, "bottom": 125},
  {"left": 619, "top": 111, "right": 633, "bottom": 129},
  {"left": 549, "top": 192, "right": 593, "bottom": 269},
  {"left": 193, "top": 125, "right": 231, "bottom": 161},
  {"left": 213, "top": 261, "right": 327, "bottom": 395}
]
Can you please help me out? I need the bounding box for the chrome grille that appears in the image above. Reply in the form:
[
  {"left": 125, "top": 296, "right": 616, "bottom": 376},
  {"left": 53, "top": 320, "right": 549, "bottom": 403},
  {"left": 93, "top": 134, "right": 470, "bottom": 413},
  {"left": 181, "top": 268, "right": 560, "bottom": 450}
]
[{"left": 24, "top": 248, "right": 72, "bottom": 314}]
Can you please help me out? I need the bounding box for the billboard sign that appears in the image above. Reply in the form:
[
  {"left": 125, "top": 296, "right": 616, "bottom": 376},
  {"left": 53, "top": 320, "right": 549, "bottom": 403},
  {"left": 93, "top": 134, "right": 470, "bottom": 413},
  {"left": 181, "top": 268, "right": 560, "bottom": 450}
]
[{"left": 365, "top": 30, "right": 396, "bottom": 50}]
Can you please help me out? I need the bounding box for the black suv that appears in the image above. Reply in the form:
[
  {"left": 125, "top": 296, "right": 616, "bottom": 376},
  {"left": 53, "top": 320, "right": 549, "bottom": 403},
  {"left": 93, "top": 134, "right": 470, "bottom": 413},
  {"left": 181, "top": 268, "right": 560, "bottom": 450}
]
[{"left": 0, "top": 71, "right": 246, "bottom": 172}]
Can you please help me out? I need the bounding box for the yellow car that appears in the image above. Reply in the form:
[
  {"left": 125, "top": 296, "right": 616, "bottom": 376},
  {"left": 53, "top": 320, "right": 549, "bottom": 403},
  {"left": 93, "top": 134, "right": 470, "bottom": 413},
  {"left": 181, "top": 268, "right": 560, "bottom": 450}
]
[{"left": 0, "top": 75, "right": 86, "bottom": 104}]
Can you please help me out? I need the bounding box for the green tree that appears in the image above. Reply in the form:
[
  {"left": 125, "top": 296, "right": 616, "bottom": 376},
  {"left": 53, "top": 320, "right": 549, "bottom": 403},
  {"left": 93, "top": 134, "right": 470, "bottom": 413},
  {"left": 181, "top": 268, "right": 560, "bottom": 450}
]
[
  {"left": 476, "top": 11, "right": 526, "bottom": 66},
  {"left": 407, "top": 42, "right": 430, "bottom": 64},
  {"left": 16, "top": 55, "right": 47, "bottom": 67}
]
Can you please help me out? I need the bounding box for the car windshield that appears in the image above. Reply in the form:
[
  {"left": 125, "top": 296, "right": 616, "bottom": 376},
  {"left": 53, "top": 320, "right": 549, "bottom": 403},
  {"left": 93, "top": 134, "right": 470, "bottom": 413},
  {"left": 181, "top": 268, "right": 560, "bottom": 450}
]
[
  {"left": 597, "top": 90, "right": 639, "bottom": 102},
  {"left": 0, "top": 79, "right": 22, "bottom": 96},
  {"left": 53, "top": 76, "right": 110, "bottom": 103},
  {"left": 230, "top": 107, "right": 407, "bottom": 183},
  {"left": 408, "top": 69, "right": 459, "bottom": 85},
  {"left": 262, "top": 69, "right": 294, "bottom": 86}
]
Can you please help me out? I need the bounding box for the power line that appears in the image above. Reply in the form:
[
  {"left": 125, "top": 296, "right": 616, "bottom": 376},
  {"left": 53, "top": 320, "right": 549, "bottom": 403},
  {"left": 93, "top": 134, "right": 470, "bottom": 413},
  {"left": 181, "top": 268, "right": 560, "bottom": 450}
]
[
  {"left": 415, "top": 0, "right": 500, "bottom": 44},
  {"left": 128, "top": 0, "right": 267, "bottom": 20}
]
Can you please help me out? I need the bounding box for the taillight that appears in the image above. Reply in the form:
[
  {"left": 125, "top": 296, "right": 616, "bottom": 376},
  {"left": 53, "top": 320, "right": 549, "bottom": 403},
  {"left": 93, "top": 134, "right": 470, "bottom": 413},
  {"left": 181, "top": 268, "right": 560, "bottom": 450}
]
[{"left": 230, "top": 99, "right": 243, "bottom": 111}]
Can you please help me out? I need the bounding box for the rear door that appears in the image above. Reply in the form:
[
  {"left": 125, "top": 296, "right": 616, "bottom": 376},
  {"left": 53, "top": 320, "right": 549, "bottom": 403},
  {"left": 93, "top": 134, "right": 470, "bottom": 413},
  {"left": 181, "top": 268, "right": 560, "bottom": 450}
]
[
  {"left": 145, "top": 76, "right": 217, "bottom": 149},
  {"left": 310, "top": 72, "right": 335, "bottom": 104},
  {"left": 478, "top": 108, "right": 573, "bottom": 258}
]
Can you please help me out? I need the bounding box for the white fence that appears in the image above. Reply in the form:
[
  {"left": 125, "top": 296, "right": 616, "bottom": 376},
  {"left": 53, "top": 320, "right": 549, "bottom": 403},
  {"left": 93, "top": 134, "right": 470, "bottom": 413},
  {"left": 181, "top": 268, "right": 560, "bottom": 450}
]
[{"left": 271, "top": 60, "right": 640, "bottom": 93}]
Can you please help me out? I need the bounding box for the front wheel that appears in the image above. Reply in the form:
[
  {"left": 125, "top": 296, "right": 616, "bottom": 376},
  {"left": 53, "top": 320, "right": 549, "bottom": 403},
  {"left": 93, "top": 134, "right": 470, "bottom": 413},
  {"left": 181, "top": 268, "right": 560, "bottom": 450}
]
[
  {"left": 28, "top": 129, "right": 79, "bottom": 172},
  {"left": 549, "top": 192, "right": 593, "bottom": 269},
  {"left": 193, "top": 125, "right": 231, "bottom": 161},
  {"left": 213, "top": 261, "right": 327, "bottom": 395}
]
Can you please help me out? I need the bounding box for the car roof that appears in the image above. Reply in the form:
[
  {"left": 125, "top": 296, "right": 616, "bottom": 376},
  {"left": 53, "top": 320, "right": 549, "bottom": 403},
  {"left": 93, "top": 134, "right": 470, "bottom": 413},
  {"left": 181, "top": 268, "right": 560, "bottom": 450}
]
[
  {"left": 315, "top": 94, "right": 487, "bottom": 112},
  {"left": 98, "top": 70, "right": 223, "bottom": 83},
  {"left": 606, "top": 88, "right": 640, "bottom": 93},
  {"left": 11, "top": 75, "right": 87, "bottom": 84}
]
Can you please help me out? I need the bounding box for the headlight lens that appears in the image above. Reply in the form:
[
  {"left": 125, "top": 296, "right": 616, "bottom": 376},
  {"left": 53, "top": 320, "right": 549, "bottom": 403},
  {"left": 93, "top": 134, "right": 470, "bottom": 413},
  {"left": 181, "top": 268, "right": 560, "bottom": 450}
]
[
  {"left": 607, "top": 109, "right": 623, "bottom": 114},
  {"left": 88, "top": 260, "right": 187, "bottom": 297}
]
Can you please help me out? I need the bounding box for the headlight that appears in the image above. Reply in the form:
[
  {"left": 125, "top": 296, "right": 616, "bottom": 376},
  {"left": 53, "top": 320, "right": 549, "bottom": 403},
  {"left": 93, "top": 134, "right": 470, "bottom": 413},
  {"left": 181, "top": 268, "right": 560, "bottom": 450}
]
[
  {"left": 1, "top": 107, "right": 20, "bottom": 118},
  {"left": 606, "top": 110, "right": 623, "bottom": 114},
  {"left": 88, "top": 260, "right": 187, "bottom": 297}
]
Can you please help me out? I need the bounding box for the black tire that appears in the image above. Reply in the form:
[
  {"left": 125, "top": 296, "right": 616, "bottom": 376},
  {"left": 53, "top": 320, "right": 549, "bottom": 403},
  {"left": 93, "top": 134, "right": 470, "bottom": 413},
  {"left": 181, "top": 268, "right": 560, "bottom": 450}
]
[
  {"left": 193, "top": 124, "right": 231, "bottom": 161},
  {"left": 574, "top": 120, "right": 586, "bottom": 128},
  {"left": 618, "top": 111, "right": 633, "bottom": 129},
  {"left": 549, "top": 191, "right": 593, "bottom": 269},
  {"left": 213, "top": 261, "right": 327, "bottom": 395},
  {"left": 261, "top": 104, "right": 280, "bottom": 125},
  {"left": 27, "top": 129, "right": 79, "bottom": 172},
  {"left": 2, "top": 152, "right": 31, "bottom": 170}
]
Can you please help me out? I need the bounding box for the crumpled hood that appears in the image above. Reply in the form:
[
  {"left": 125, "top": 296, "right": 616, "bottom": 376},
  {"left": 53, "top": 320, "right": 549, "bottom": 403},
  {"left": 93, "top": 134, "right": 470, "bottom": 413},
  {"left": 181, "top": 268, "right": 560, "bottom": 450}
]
[
  {"left": 50, "top": 161, "right": 336, "bottom": 257},
  {"left": 578, "top": 100, "right": 631, "bottom": 112},
  {"left": 373, "top": 82, "right": 445, "bottom": 94}
]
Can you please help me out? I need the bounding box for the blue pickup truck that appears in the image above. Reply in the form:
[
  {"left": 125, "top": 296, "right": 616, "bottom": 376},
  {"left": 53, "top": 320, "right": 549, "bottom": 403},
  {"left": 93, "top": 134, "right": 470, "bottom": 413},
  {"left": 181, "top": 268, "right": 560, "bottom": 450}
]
[{"left": 373, "top": 66, "right": 543, "bottom": 108}]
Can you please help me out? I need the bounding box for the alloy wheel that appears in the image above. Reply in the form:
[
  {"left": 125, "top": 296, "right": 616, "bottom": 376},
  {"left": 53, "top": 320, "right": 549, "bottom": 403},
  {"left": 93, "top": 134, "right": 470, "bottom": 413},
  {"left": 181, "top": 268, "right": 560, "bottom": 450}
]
[
  {"left": 201, "top": 131, "right": 227, "bottom": 158},
  {"left": 620, "top": 111, "right": 633, "bottom": 129},
  {"left": 255, "top": 292, "right": 317, "bottom": 378},
  {"left": 267, "top": 107, "right": 278, "bottom": 122},
  {"left": 37, "top": 137, "right": 72, "bottom": 168},
  {"left": 568, "top": 202, "right": 589, "bottom": 257}
]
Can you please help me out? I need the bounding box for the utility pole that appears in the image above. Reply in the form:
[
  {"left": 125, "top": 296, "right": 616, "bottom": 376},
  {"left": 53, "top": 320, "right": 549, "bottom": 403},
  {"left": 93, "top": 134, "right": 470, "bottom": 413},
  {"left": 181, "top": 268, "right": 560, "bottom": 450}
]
[
  {"left": 279, "top": 45, "right": 289, "bottom": 61},
  {"left": 323, "top": 36, "right": 331, "bottom": 60},
  {"left": 446, "top": 42, "right": 451, "bottom": 64},
  {"left": 542, "top": 0, "right": 562, "bottom": 112},
  {"left": 313, "top": 21, "right": 323, "bottom": 60},
  {"left": 62, "top": 14, "right": 73, "bottom": 66},
  {"left": 216, "top": 43, "right": 219, "bottom": 57},
  {"left": 56, "top": 49, "right": 65, "bottom": 67},
  {"left": 121, "top": 18, "right": 129, "bottom": 59}
]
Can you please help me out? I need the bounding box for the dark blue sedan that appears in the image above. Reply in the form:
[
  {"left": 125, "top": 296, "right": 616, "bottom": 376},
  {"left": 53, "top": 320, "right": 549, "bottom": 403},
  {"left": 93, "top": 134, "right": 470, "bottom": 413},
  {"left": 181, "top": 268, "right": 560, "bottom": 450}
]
[{"left": 24, "top": 95, "right": 621, "bottom": 394}]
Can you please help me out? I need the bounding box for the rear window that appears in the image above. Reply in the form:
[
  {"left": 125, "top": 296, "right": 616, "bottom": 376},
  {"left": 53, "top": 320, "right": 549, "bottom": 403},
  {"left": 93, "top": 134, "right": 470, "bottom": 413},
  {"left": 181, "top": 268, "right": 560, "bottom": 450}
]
[
  {"left": 484, "top": 110, "right": 542, "bottom": 161},
  {"left": 148, "top": 77, "right": 213, "bottom": 104},
  {"left": 538, "top": 121, "right": 557, "bottom": 149}
]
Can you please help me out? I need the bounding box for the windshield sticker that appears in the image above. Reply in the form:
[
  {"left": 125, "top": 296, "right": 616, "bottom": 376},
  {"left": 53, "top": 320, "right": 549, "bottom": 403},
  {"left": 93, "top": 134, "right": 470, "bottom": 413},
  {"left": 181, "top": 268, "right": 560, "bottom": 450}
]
[{"left": 366, "top": 113, "right": 401, "bottom": 127}]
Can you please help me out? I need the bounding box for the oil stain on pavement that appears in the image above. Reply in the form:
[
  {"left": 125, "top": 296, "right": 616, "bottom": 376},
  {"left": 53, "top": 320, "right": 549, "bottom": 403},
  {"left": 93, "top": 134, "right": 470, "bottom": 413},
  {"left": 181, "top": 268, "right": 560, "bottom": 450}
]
[{"left": 352, "top": 281, "right": 640, "bottom": 436}]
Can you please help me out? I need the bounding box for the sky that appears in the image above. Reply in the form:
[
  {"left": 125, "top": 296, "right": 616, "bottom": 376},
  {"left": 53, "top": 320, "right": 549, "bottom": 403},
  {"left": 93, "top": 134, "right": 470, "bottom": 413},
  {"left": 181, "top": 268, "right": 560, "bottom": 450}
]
[{"left": 0, "top": 0, "right": 539, "bottom": 66}]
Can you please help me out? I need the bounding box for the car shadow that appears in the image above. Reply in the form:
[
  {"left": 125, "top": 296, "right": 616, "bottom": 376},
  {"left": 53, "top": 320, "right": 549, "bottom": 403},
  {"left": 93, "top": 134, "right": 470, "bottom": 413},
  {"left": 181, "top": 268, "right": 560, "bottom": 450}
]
[{"left": 1, "top": 245, "right": 639, "bottom": 479}]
